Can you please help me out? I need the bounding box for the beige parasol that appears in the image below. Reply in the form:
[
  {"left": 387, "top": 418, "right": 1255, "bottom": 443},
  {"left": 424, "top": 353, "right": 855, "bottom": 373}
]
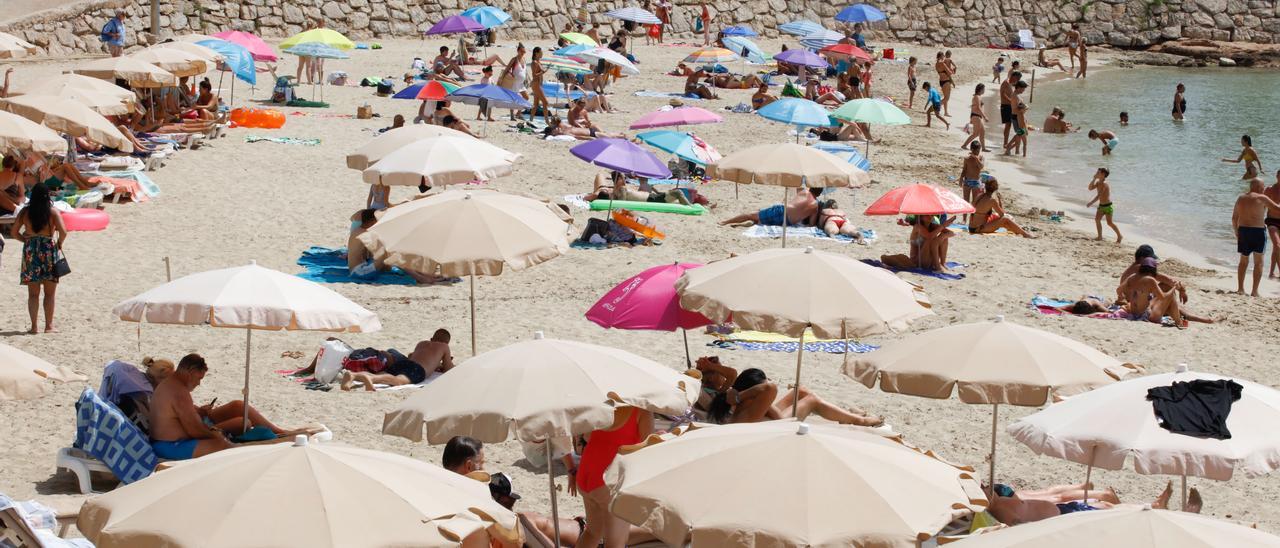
[
  {"left": 360, "top": 135, "right": 520, "bottom": 187},
  {"left": 608, "top": 421, "right": 987, "bottom": 547},
  {"left": 847, "top": 316, "right": 1141, "bottom": 496},
  {"left": 112, "top": 261, "right": 380, "bottom": 428},
  {"left": 358, "top": 188, "right": 569, "bottom": 354},
  {"left": 78, "top": 437, "right": 520, "bottom": 548},
  {"left": 0, "top": 94, "right": 133, "bottom": 152},
  {"left": 73, "top": 56, "right": 177, "bottom": 88},
  {"left": 146, "top": 42, "right": 223, "bottom": 64},
  {"left": 127, "top": 47, "right": 209, "bottom": 78},
  {"left": 345, "top": 124, "right": 473, "bottom": 170},
  {"left": 0, "top": 110, "right": 70, "bottom": 156},
  {"left": 0, "top": 32, "right": 39, "bottom": 59},
  {"left": 677, "top": 246, "right": 931, "bottom": 417},
  {"left": 0, "top": 343, "right": 86, "bottom": 401},
  {"left": 946, "top": 505, "right": 1280, "bottom": 548},
  {"left": 383, "top": 331, "right": 699, "bottom": 545},
  {"left": 170, "top": 33, "right": 221, "bottom": 43},
  {"left": 13, "top": 74, "right": 137, "bottom": 116}
]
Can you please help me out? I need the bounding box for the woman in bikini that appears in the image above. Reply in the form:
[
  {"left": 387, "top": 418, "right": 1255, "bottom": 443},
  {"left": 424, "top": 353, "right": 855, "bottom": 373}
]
[
  {"left": 1036, "top": 47, "right": 1068, "bottom": 72},
  {"left": 188, "top": 78, "right": 218, "bottom": 121},
  {"left": 817, "top": 199, "right": 865, "bottom": 242},
  {"left": 710, "top": 73, "right": 762, "bottom": 89},
  {"left": 0, "top": 155, "right": 26, "bottom": 215},
  {"left": 968, "top": 178, "right": 1034, "bottom": 238},
  {"left": 936, "top": 51, "right": 955, "bottom": 117},
  {"left": 961, "top": 83, "right": 989, "bottom": 151},
  {"left": 529, "top": 47, "right": 549, "bottom": 118},
  {"left": 750, "top": 81, "right": 776, "bottom": 110},
  {"left": 570, "top": 405, "right": 652, "bottom": 548},
  {"left": 1172, "top": 83, "right": 1187, "bottom": 121},
  {"left": 705, "top": 366, "right": 883, "bottom": 426},
  {"left": 1222, "top": 134, "right": 1262, "bottom": 180}
]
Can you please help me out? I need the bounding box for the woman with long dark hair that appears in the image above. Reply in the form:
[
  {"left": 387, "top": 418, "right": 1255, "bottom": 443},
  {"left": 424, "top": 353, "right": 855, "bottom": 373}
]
[{"left": 11, "top": 184, "right": 66, "bottom": 333}]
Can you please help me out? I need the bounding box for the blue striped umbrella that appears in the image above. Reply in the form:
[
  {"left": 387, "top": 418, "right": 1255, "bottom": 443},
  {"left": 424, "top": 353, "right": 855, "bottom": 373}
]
[
  {"left": 604, "top": 6, "right": 661, "bottom": 25},
  {"left": 196, "top": 39, "right": 256, "bottom": 85},
  {"left": 636, "top": 130, "right": 720, "bottom": 166},
  {"left": 720, "top": 25, "right": 757, "bottom": 37},
  {"left": 779, "top": 19, "right": 825, "bottom": 37},
  {"left": 722, "top": 36, "right": 767, "bottom": 64},
  {"left": 813, "top": 142, "right": 872, "bottom": 171},
  {"left": 799, "top": 29, "right": 844, "bottom": 50},
  {"left": 460, "top": 6, "right": 511, "bottom": 28},
  {"left": 835, "top": 4, "right": 887, "bottom": 23},
  {"left": 541, "top": 82, "right": 594, "bottom": 100}
]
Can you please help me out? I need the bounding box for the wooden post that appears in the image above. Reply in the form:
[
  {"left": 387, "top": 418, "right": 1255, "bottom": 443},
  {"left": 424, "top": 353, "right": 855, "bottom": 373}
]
[
  {"left": 1029, "top": 69, "right": 1036, "bottom": 104},
  {"left": 987, "top": 403, "right": 999, "bottom": 496},
  {"left": 163, "top": 256, "right": 171, "bottom": 281},
  {"left": 151, "top": 0, "right": 159, "bottom": 35}
]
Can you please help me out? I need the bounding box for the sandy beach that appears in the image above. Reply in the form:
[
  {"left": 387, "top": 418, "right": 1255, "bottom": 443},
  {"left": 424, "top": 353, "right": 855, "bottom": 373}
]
[{"left": 3, "top": 36, "right": 1280, "bottom": 537}]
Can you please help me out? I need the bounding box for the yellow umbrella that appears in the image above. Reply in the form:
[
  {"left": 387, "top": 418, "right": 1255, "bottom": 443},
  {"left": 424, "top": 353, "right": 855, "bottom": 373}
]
[
  {"left": 360, "top": 135, "right": 520, "bottom": 186},
  {"left": 0, "top": 110, "right": 70, "bottom": 156},
  {"left": 128, "top": 47, "right": 209, "bottom": 78},
  {"left": 0, "top": 95, "right": 133, "bottom": 152},
  {"left": 558, "top": 32, "right": 598, "bottom": 46},
  {"left": 279, "top": 28, "right": 356, "bottom": 50},
  {"left": 0, "top": 342, "right": 86, "bottom": 401},
  {"left": 0, "top": 31, "right": 39, "bottom": 59},
  {"left": 74, "top": 57, "right": 176, "bottom": 88},
  {"left": 946, "top": 505, "right": 1280, "bottom": 548},
  {"left": 346, "top": 124, "right": 472, "bottom": 170}
]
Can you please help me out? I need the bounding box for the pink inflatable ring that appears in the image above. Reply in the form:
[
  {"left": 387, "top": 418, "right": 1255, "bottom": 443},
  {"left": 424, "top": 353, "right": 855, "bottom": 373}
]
[{"left": 61, "top": 208, "right": 109, "bottom": 231}]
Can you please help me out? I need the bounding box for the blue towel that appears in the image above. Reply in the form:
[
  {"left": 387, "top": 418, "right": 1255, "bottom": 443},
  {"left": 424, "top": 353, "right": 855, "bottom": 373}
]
[
  {"left": 542, "top": 83, "right": 595, "bottom": 100},
  {"left": 743, "top": 225, "right": 876, "bottom": 244},
  {"left": 296, "top": 246, "right": 418, "bottom": 286},
  {"left": 861, "top": 259, "right": 967, "bottom": 280},
  {"left": 1031, "top": 295, "right": 1076, "bottom": 308},
  {"left": 714, "top": 340, "right": 879, "bottom": 354},
  {"left": 74, "top": 388, "right": 155, "bottom": 485}
]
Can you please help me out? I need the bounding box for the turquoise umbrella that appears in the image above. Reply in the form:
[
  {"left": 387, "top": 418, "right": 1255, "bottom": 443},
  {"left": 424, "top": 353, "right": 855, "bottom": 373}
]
[
  {"left": 756, "top": 98, "right": 834, "bottom": 142},
  {"left": 197, "top": 39, "right": 256, "bottom": 85},
  {"left": 283, "top": 42, "right": 349, "bottom": 102},
  {"left": 722, "top": 36, "right": 767, "bottom": 64},
  {"left": 636, "top": 130, "right": 719, "bottom": 166},
  {"left": 460, "top": 6, "right": 511, "bottom": 29}
]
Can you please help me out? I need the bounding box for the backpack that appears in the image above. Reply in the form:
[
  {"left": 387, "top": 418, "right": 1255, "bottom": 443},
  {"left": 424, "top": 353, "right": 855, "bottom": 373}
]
[{"left": 99, "top": 22, "right": 112, "bottom": 42}]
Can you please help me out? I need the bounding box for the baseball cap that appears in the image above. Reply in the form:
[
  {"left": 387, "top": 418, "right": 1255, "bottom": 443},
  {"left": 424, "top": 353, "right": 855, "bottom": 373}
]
[
  {"left": 1135, "top": 244, "right": 1158, "bottom": 260},
  {"left": 489, "top": 472, "right": 521, "bottom": 501}
]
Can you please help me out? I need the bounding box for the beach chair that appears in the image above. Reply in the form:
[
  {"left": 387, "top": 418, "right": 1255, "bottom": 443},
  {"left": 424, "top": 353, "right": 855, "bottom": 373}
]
[
  {"left": 1017, "top": 29, "right": 1037, "bottom": 49},
  {"left": 0, "top": 494, "right": 85, "bottom": 548},
  {"left": 56, "top": 388, "right": 157, "bottom": 494}
]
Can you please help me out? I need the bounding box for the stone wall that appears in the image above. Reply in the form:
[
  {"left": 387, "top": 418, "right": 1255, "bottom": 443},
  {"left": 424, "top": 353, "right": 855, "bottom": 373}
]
[{"left": 2, "top": 0, "right": 1278, "bottom": 57}]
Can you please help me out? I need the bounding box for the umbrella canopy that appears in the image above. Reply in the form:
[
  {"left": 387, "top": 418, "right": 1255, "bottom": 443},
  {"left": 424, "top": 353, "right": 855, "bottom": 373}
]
[
  {"left": 630, "top": 106, "right": 722, "bottom": 129},
  {"left": 576, "top": 47, "right": 640, "bottom": 76},
  {"left": 448, "top": 83, "right": 532, "bottom": 110},
  {"left": 756, "top": 98, "right": 834, "bottom": 128},
  {"left": 683, "top": 46, "right": 738, "bottom": 64},
  {"left": 558, "top": 32, "right": 597, "bottom": 46},
  {"left": 0, "top": 343, "right": 86, "bottom": 401},
  {"left": 946, "top": 505, "right": 1280, "bottom": 548},
  {"left": 677, "top": 246, "right": 931, "bottom": 340},
  {"left": 774, "top": 48, "right": 829, "bottom": 69},
  {"left": 283, "top": 42, "right": 350, "bottom": 59},
  {"left": 865, "top": 183, "right": 975, "bottom": 215},
  {"left": 1008, "top": 367, "right": 1280, "bottom": 480},
  {"left": 279, "top": 28, "right": 355, "bottom": 50},
  {"left": 812, "top": 142, "right": 873, "bottom": 172},
  {"left": 636, "top": 130, "right": 720, "bottom": 166},
  {"left": 393, "top": 80, "right": 459, "bottom": 100},
  {"left": 212, "top": 30, "right": 278, "bottom": 62},
  {"left": 0, "top": 31, "right": 39, "bottom": 59},
  {"left": 0, "top": 95, "right": 132, "bottom": 152},
  {"left": 610, "top": 421, "right": 986, "bottom": 548},
  {"left": 460, "top": 6, "right": 511, "bottom": 28},
  {"left": 345, "top": 124, "right": 471, "bottom": 170},
  {"left": 721, "top": 36, "right": 767, "bottom": 64},
  {"left": 0, "top": 111, "right": 68, "bottom": 155},
  {"left": 821, "top": 43, "right": 873, "bottom": 61},
  {"left": 382, "top": 333, "right": 699, "bottom": 443},
  {"left": 127, "top": 47, "right": 208, "bottom": 77},
  {"left": 586, "top": 262, "right": 711, "bottom": 332},
  {"left": 197, "top": 38, "right": 257, "bottom": 85},
  {"left": 833, "top": 98, "right": 912, "bottom": 125},
  {"left": 720, "top": 25, "right": 757, "bottom": 37},
  {"left": 836, "top": 4, "right": 888, "bottom": 23},
  {"left": 150, "top": 41, "right": 222, "bottom": 64},
  {"left": 541, "top": 55, "right": 593, "bottom": 76},
  {"left": 361, "top": 136, "right": 519, "bottom": 186},
  {"left": 604, "top": 6, "right": 662, "bottom": 24},
  {"left": 800, "top": 29, "right": 845, "bottom": 50},
  {"left": 570, "top": 138, "right": 672, "bottom": 179},
  {"left": 10, "top": 77, "right": 134, "bottom": 116},
  {"left": 74, "top": 56, "right": 176, "bottom": 88},
  {"left": 426, "top": 14, "right": 486, "bottom": 35},
  {"left": 779, "top": 19, "right": 825, "bottom": 37},
  {"left": 554, "top": 44, "right": 594, "bottom": 57},
  {"left": 707, "top": 143, "right": 868, "bottom": 188},
  {"left": 78, "top": 439, "right": 519, "bottom": 548}
]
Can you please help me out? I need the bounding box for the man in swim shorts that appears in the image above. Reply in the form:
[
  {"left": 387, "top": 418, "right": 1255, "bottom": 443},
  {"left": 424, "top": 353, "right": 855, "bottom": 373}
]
[
  {"left": 1088, "top": 129, "right": 1117, "bottom": 156},
  {"left": 959, "top": 141, "right": 984, "bottom": 220},
  {"left": 987, "top": 480, "right": 1196, "bottom": 525},
  {"left": 1233, "top": 177, "right": 1280, "bottom": 296},
  {"left": 341, "top": 328, "right": 455, "bottom": 390},
  {"left": 1086, "top": 167, "right": 1122, "bottom": 243},
  {"left": 999, "top": 71, "right": 1021, "bottom": 148},
  {"left": 718, "top": 188, "right": 822, "bottom": 228}
]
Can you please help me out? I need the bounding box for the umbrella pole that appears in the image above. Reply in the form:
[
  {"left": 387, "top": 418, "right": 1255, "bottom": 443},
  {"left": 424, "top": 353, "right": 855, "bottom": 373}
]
[
  {"left": 1181, "top": 474, "right": 1187, "bottom": 510},
  {"left": 470, "top": 274, "right": 478, "bottom": 356},
  {"left": 546, "top": 437, "right": 563, "bottom": 546},
  {"left": 790, "top": 326, "right": 807, "bottom": 418},
  {"left": 1082, "top": 445, "right": 1096, "bottom": 505},
  {"left": 681, "top": 328, "right": 691, "bottom": 369},
  {"left": 780, "top": 186, "right": 788, "bottom": 248},
  {"left": 987, "top": 403, "right": 999, "bottom": 496},
  {"left": 218, "top": 70, "right": 226, "bottom": 106},
  {"left": 242, "top": 328, "right": 252, "bottom": 432}
]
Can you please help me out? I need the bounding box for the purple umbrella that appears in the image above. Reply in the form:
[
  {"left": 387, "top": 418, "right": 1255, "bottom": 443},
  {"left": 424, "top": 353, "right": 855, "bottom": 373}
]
[
  {"left": 774, "top": 48, "right": 830, "bottom": 69},
  {"left": 571, "top": 138, "right": 672, "bottom": 179},
  {"left": 426, "top": 14, "right": 485, "bottom": 35}
]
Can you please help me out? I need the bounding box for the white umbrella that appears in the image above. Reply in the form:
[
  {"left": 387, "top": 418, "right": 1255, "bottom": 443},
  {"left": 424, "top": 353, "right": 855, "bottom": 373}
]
[
  {"left": 345, "top": 124, "right": 472, "bottom": 170},
  {"left": 0, "top": 94, "right": 133, "bottom": 152},
  {"left": 576, "top": 47, "right": 640, "bottom": 76},
  {"left": 360, "top": 136, "right": 520, "bottom": 187},
  {"left": 946, "top": 505, "right": 1280, "bottom": 548},
  {"left": 0, "top": 342, "right": 86, "bottom": 401},
  {"left": 0, "top": 110, "right": 68, "bottom": 156}
]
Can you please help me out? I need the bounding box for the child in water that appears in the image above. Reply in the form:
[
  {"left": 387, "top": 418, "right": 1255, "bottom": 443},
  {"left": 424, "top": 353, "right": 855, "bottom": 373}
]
[{"left": 1088, "top": 129, "right": 1118, "bottom": 156}]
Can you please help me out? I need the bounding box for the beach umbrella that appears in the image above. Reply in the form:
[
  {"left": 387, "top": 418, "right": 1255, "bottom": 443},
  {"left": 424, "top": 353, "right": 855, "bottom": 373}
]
[
  {"left": 948, "top": 505, "right": 1280, "bottom": 548},
  {"left": 779, "top": 19, "right": 824, "bottom": 37},
  {"left": 570, "top": 138, "right": 672, "bottom": 179},
  {"left": 575, "top": 47, "right": 639, "bottom": 76},
  {"left": 1008, "top": 365, "right": 1280, "bottom": 508},
  {"left": 611, "top": 421, "right": 985, "bottom": 547},
  {"left": 74, "top": 56, "right": 176, "bottom": 88},
  {"left": 774, "top": 48, "right": 829, "bottom": 69},
  {"left": 812, "top": 142, "right": 873, "bottom": 172},
  {"left": 357, "top": 189, "right": 570, "bottom": 354},
  {"left": 197, "top": 38, "right": 257, "bottom": 86},
  {"left": 212, "top": 30, "right": 277, "bottom": 62},
  {"left": 677, "top": 246, "right": 931, "bottom": 415},
  {"left": 0, "top": 95, "right": 133, "bottom": 152},
  {"left": 448, "top": 83, "right": 532, "bottom": 110},
  {"left": 279, "top": 28, "right": 355, "bottom": 50},
  {"left": 636, "top": 130, "right": 720, "bottom": 166},
  {"left": 0, "top": 343, "right": 86, "bottom": 401},
  {"left": 382, "top": 331, "right": 699, "bottom": 544},
  {"left": 460, "top": 6, "right": 511, "bottom": 29},
  {"left": 111, "top": 262, "right": 380, "bottom": 429},
  {"left": 821, "top": 43, "right": 873, "bottom": 62},
  {"left": 800, "top": 29, "right": 844, "bottom": 50},
  {"left": 721, "top": 36, "right": 767, "bottom": 64},
  {"left": 605, "top": 6, "right": 662, "bottom": 25},
  {"left": 392, "top": 80, "right": 458, "bottom": 101},
  {"left": 558, "top": 32, "right": 597, "bottom": 46},
  {"left": 283, "top": 42, "right": 348, "bottom": 101},
  {"left": 361, "top": 136, "right": 519, "bottom": 186},
  {"left": 756, "top": 98, "right": 835, "bottom": 140},
  {"left": 425, "top": 14, "right": 485, "bottom": 36},
  {"left": 832, "top": 98, "right": 911, "bottom": 157},
  {"left": 847, "top": 316, "right": 1141, "bottom": 496},
  {"left": 553, "top": 44, "right": 593, "bottom": 57},
  {"left": 719, "top": 24, "right": 757, "bottom": 37},
  {"left": 540, "top": 82, "right": 595, "bottom": 101},
  {"left": 78, "top": 438, "right": 519, "bottom": 548},
  {"left": 127, "top": 47, "right": 209, "bottom": 78},
  {"left": 836, "top": 4, "right": 888, "bottom": 23},
  {"left": 864, "top": 183, "right": 975, "bottom": 216},
  {"left": 683, "top": 46, "right": 737, "bottom": 65},
  {"left": 586, "top": 262, "right": 712, "bottom": 366},
  {"left": 630, "top": 106, "right": 722, "bottom": 129},
  {"left": 0, "top": 31, "right": 39, "bottom": 59},
  {"left": 149, "top": 41, "right": 222, "bottom": 64},
  {"left": 0, "top": 111, "right": 69, "bottom": 156},
  {"left": 10, "top": 77, "right": 135, "bottom": 116},
  {"left": 541, "top": 54, "right": 592, "bottom": 76},
  {"left": 345, "top": 124, "right": 472, "bottom": 170}
]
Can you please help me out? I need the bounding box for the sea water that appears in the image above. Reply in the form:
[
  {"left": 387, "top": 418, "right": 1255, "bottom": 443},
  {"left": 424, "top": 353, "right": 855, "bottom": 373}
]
[{"left": 1023, "top": 66, "right": 1280, "bottom": 266}]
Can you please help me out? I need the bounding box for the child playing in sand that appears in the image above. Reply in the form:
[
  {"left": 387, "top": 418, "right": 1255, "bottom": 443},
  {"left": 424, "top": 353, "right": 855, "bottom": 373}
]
[
  {"left": 1088, "top": 129, "right": 1118, "bottom": 156},
  {"left": 922, "top": 82, "right": 949, "bottom": 129},
  {"left": 991, "top": 56, "right": 1004, "bottom": 83},
  {"left": 1087, "top": 167, "right": 1122, "bottom": 243},
  {"left": 906, "top": 57, "right": 918, "bottom": 109}
]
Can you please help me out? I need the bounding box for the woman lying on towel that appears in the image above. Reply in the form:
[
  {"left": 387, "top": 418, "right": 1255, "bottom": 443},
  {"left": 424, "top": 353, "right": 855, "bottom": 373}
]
[
  {"left": 542, "top": 115, "right": 625, "bottom": 140},
  {"left": 698, "top": 358, "right": 883, "bottom": 426},
  {"left": 583, "top": 171, "right": 693, "bottom": 205}
]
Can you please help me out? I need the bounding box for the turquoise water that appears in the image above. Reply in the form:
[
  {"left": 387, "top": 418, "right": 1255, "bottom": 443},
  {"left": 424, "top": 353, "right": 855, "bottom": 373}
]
[{"left": 1026, "top": 66, "right": 1280, "bottom": 265}]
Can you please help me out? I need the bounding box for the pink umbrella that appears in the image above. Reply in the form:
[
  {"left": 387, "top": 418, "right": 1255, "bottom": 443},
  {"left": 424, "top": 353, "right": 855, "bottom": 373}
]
[
  {"left": 629, "top": 106, "right": 723, "bottom": 130},
  {"left": 212, "top": 30, "right": 277, "bottom": 62},
  {"left": 586, "top": 262, "right": 711, "bottom": 366},
  {"left": 864, "top": 183, "right": 975, "bottom": 216}
]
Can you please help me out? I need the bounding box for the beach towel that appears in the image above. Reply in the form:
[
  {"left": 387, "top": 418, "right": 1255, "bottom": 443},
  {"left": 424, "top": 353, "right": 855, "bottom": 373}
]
[
  {"left": 74, "top": 387, "right": 155, "bottom": 485},
  {"left": 88, "top": 175, "right": 152, "bottom": 203},
  {"left": 712, "top": 329, "right": 879, "bottom": 354},
  {"left": 564, "top": 194, "right": 591, "bottom": 210},
  {"left": 861, "top": 259, "right": 966, "bottom": 280},
  {"left": 295, "top": 246, "right": 417, "bottom": 286},
  {"left": 633, "top": 90, "right": 704, "bottom": 100},
  {"left": 278, "top": 367, "right": 443, "bottom": 391},
  {"left": 1030, "top": 295, "right": 1142, "bottom": 321},
  {"left": 743, "top": 225, "right": 876, "bottom": 244},
  {"left": 246, "top": 135, "right": 321, "bottom": 146},
  {"left": 285, "top": 99, "right": 331, "bottom": 108}
]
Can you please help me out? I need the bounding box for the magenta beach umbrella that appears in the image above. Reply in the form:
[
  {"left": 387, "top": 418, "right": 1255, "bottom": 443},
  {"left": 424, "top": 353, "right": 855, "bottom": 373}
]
[
  {"left": 426, "top": 15, "right": 486, "bottom": 35},
  {"left": 586, "top": 262, "right": 712, "bottom": 366},
  {"left": 629, "top": 106, "right": 723, "bottom": 130},
  {"left": 570, "top": 138, "right": 672, "bottom": 179},
  {"left": 774, "top": 48, "right": 829, "bottom": 69},
  {"left": 212, "top": 30, "right": 277, "bottom": 62}
]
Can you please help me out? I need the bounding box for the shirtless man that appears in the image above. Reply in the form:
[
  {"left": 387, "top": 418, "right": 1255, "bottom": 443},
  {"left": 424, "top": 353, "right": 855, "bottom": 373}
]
[
  {"left": 1086, "top": 167, "right": 1122, "bottom": 243},
  {"left": 988, "top": 480, "right": 1198, "bottom": 526},
  {"left": 968, "top": 178, "right": 1034, "bottom": 238},
  {"left": 150, "top": 354, "right": 298, "bottom": 460},
  {"left": 1265, "top": 171, "right": 1280, "bottom": 278},
  {"left": 1232, "top": 177, "right": 1280, "bottom": 296},
  {"left": 959, "top": 141, "right": 984, "bottom": 219},
  {"left": 1087, "top": 129, "right": 1118, "bottom": 156},
  {"left": 567, "top": 98, "right": 597, "bottom": 131},
  {"left": 999, "top": 71, "right": 1021, "bottom": 149},
  {"left": 433, "top": 46, "right": 468, "bottom": 81},
  {"left": 719, "top": 187, "right": 821, "bottom": 227},
  {"left": 341, "top": 328, "right": 455, "bottom": 390}
]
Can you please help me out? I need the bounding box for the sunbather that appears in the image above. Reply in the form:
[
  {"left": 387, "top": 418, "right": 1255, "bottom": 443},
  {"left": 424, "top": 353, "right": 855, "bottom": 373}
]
[
  {"left": 710, "top": 73, "right": 763, "bottom": 89},
  {"left": 569, "top": 85, "right": 616, "bottom": 113},
  {"left": 704, "top": 365, "right": 883, "bottom": 426},
  {"left": 751, "top": 81, "right": 777, "bottom": 110},
  {"left": 568, "top": 98, "right": 598, "bottom": 131},
  {"left": 880, "top": 214, "right": 953, "bottom": 271},
  {"left": 441, "top": 115, "right": 479, "bottom": 138},
  {"left": 669, "top": 62, "right": 693, "bottom": 77},
  {"left": 718, "top": 187, "right": 821, "bottom": 227},
  {"left": 584, "top": 171, "right": 692, "bottom": 205},
  {"left": 340, "top": 328, "right": 455, "bottom": 391},
  {"left": 968, "top": 178, "right": 1034, "bottom": 238},
  {"left": 1116, "top": 257, "right": 1215, "bottom": 326},
  {"left": 817, "top": 199, "right": 866, "bottom": 242},
  {"left": 543, "top": 115, "right": 624, "bottom": 140},
  {"left": 0, "top": 156, "right": 27, "bottom": 215},
  {"left": 684, "top": 68, "right": 718, "bottom": 99},
  {"left": 988, "top": 480, "right": 1198, "bottom": 525},
  {"left": 185, "top": 78, "right": 218, "bottom": 121},
  {"left": 805, "top": 78, "right": 845, "bottom": 106},
  {"left": 1053, "top": 298, "right": 1110, "bottom": 315},
  {"left": 812, "top": 121, "right": 871, "bottom": 143},
  {"left": 432, "top": 46, "right": 469, "bottom": 81}
]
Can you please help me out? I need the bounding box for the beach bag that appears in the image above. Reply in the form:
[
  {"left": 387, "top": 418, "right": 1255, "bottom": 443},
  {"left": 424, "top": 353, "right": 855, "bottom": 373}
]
[
  {"left": 497, "top": 66, "right": 516, "bottom": 90},
  {"left": 579, "top": 217, "right": 610, "bottom": 242},
  {"left": 376, "top": 79, "right": 395, "bottom": 96},
  {"left": 314, "top": 339, "right": 354, "bottom": 384},
  {"left": 53, "top": 249, "right": 71, "bottom": 278}
]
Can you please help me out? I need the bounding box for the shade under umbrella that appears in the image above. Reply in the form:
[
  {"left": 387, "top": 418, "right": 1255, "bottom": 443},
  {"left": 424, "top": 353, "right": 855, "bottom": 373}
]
[
  {"left": 756, "top": 98, "right": 834, "bottom": 128},
  {"left": 864, "top": 183, "right": 975, "bottom": 216},
  {"left": 360, "top": 136, "right": 519, "bottom": 186},
  {"left": 779, "top": 19, "right": 825, "bottom": 37},
  {"left": 571, "top": 138, "right": 672, "bottom": 179},
  {"left": 585, "top": 262, "right": 712, "bottom": 366},
  {"left": 345, "top": 124, "right": 472, "bottom": 171},
  {"left": 604, "top": 6, "right": 662, "bottom": 25},
  {"left": 211, "top": 30, "right": 278, "bottom": 62},
  {"left": 279, "top": 28, "right": 355, "bottom": 50},
  {"left": 0, "top": 31, "right": 40, "bottom": 58},
  {"left": 78, "top": 438, "right": 519, "bottom": 548},
  {"left": 609, "top": 421, "right": 986, "bottom": 548},
  {"left": 0, "top": 94, "right": 133, "bottom": 152},
  {"left": 74, "top": 56, "right": 176, "bottom": 88},
  {"left": 946, "top": 505, "right": 1280, "bottom": 548},
  {"left": 836, "top": 4, "right": 888, "bottom": 23},
  {"left": 774, "top": 48, "right": 829, "bottom": 69},
  {"left": 128, "top": 47, "right": 209, "bottom": 77},
  {"left": 0, "top": 343, "right": 86, "bottom": 401},
  {"left": 461, "top": 6, "right": 511, "bottom": 28},
  {"left": 0, "top": 110, "right": 77, "bottom": 156},
  {"left": 707, "top": 142, "right": 867, "bottom": 188},
  {"left": 630, "top": 106, "right": 722, "bottom": 129}
]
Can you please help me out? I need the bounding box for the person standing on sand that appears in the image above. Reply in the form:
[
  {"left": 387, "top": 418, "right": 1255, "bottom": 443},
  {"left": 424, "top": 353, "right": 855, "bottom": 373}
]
[
  {"left": 1233, "top": 177, "right": 1280, "bottom": 296},
  {"left": 1172, "top": 83, "right": 1187, "bottom": 121},
  {"left": 1064, "top": 23, "right": 1081, "bottom": 71},
  {"left": 11, "top": 184, "right": 66, "bottom": 334},
  {"left": 936, "top": 51, "right": 955, "bottom": 118},
  {"left": 922, "top": 82, "right": 949, "bottom": 129},
  {"left": 959, "top": 141, "right": 984, "bottom": 221},
  {"left": 697, "top": 0, "right": 712, "bottom": 46},
  {"left": 961, "top": 83, "right": 989, "bottom": 151},
  {"left": 1087, "top": 167, "right": 1122, "bottom": 243},
  {"left": 1222, "top": 134, "right": 1262, "bottom": 180},
  {"left": 101, "top": 11, "right": 126, "bottom": 57},
  {"left": 1075, "top": 41, "right": 1089, "bottom": 79},
  {"left": 906, "top": 57, "right": 918, "bottom": 109},
  {"left": 1000, "top": 71, "right": 1021, "bottom": 149},
  {"left": 1266, "top": 171, "right": 1280, "bottom": 279}
]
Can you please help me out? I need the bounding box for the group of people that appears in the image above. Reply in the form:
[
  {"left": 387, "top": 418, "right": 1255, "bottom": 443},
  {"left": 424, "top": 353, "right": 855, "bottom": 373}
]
[{"left": 718, "top": 187, "right": 866, "bottom": 240}]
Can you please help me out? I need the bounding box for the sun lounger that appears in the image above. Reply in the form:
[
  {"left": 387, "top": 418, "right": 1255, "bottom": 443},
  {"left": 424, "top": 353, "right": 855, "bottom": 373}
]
[{"left": 0, "top": 494, "right": 86, "bottom": 547}]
